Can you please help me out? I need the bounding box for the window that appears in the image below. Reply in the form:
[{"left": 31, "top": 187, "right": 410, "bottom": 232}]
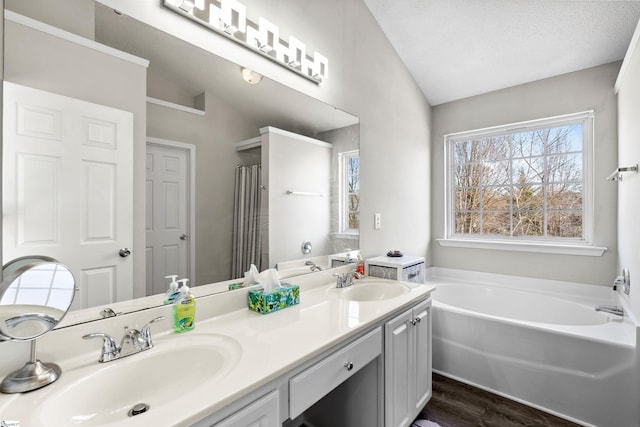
[
  {"left": 339, "top": 150, "right": 360, "bottom": 233},
  {"left": 444, "top": 111, "right": 597, "bottom": 251}
]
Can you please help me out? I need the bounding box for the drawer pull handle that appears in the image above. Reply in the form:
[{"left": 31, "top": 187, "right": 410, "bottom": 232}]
[{"left": 344, "top": 361, "right": 354, "bottom": 371}]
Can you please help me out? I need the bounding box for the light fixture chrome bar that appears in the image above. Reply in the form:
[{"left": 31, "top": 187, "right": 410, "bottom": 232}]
[
  {"left": 606, "top": 164, "right": 638, "bottom": 181},
  {"left": 164, "top": 0, "right": 327, "bottom": 84}
]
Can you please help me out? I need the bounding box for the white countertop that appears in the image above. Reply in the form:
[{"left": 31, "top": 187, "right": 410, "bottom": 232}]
[{"left": 0, "top": 274, "right": 434, "bottom": 426}]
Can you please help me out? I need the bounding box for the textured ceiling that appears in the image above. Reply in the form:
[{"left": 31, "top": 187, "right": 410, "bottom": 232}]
[{"left": 363, "top": 0, "right": 640, "bottom": 106}]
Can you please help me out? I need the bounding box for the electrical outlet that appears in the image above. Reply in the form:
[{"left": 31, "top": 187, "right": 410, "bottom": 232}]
[{"left": 374, "top": 213, "right": 381, "bottom": 230}]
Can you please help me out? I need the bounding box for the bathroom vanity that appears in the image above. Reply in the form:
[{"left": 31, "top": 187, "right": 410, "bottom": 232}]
[{"left": 0, "top": 268, "right": 433, "bottom": 427}]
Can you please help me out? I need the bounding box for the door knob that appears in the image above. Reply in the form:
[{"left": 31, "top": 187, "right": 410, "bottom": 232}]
[
  {"left": 119, "top": 248, "right": 131, "bottom": 257},
  {"left": 179, "top": 234, "right": 188, "bottom": 240}
]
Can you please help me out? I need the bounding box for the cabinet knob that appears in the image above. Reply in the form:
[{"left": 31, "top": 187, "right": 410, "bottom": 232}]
[{"left": 344, "top": 361, "right": 354, "bottom": 371}]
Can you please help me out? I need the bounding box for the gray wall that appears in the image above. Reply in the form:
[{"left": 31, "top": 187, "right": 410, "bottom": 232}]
[
  {"left": 616, "top": 24, "right": 640, "bottom": 317},
  {"left": 431, "top": 63, "right": 620, "bottom": 285}
]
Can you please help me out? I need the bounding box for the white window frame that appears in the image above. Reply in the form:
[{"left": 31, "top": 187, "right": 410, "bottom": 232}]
[
  {"left": 338, "top": 150, "right": 360, "bottom": 235},
  {"left": 439, "top": 111, "right": 606, "bottom": 256}
]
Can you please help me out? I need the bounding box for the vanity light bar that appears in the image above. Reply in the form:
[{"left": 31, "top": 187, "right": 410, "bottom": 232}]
[{"left": 165, "top": 0, "right": 329, "bottom": 84}]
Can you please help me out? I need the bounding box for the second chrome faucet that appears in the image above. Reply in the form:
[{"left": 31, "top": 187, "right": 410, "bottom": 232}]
[
  {"left": 334, "top": 271, "right": 364, "bottom": 288},
  {"left": 83, "top": 316, "right": 164, "bottom": 363}
]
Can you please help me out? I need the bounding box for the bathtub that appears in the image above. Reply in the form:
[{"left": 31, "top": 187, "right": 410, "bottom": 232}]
[{"left": 428, "top": 268, "right": 639, "bottom": 427}]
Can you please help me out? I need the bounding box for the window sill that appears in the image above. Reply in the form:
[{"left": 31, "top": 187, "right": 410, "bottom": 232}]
[
  {"left": 332, "top": 232, "right": 359, "bottom": 239},
  {"left": 436, "top": 238, "right": 607, "bottom": 257}
]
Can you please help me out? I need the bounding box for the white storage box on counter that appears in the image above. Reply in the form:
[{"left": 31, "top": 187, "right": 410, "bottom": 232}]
[{"left": 365, "top": 255, "right": 425, "bottom": 284}]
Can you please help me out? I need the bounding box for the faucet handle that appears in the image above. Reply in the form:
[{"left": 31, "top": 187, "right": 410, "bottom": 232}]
[
  {"left": 333, "top": 273, "right": 346, "bottom": 288},
  {"left": 83, "top": 332, "right": 119, "bottom": 362},
  {"left": 141, "top": 316, "right": 165, "bottom": 348}
]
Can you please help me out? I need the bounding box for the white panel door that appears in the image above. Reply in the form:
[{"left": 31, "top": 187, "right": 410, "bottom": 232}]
[
  {"left": 145, "top": 142, "right": 190, "bottom": 295},
  {"left": 3, "top": 81, "right": 134, "bottom": 309}
]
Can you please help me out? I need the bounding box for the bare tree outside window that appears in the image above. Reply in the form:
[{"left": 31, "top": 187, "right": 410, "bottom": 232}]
[
  {"left": 341, "top": 151, "right": 359, "bottom": 232},
  {"left": 450, "top": 117, "right": 587, "bottom": 241}
]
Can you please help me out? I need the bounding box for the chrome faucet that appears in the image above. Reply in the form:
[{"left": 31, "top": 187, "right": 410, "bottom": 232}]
[
  {"left": 595, "top": 305, "right": 624, "bottom": 317},
  {"left": 83, "top": 316, "right": 164, "bottom": 363},
  {"left": 334, "top": 271, "right": 363, "bottom": 288}
]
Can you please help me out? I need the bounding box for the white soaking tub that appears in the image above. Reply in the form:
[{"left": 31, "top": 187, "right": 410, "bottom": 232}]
[{"left": 427, "top": 268, "right": 639, "bottom": 427}]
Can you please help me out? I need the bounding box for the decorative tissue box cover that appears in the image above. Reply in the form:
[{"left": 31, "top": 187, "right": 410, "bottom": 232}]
[{"left": 248, "top": 283, "right": 300, "bottom": 314}]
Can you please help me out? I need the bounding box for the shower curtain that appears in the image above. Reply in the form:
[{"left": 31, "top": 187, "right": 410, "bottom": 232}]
[{"left": 232, "top": 163, "right": 263, "bottom": 279}]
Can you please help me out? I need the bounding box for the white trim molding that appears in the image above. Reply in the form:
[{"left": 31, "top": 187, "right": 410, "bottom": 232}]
[
  {"left": 146, "top": 97, "right": 206, "bottom": 116},
  {"left": 5, "top": 10, "right": 149, "bottom": 68},
  {"left": 437, "top": 238, "right": 607, "bottom": 257}
]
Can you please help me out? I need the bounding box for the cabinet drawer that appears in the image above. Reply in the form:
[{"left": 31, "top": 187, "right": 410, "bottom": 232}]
[
  {"left": 402, "top": 263, "right": 424, "bottom": 284},
  {"left": 289, "top": 327, "right": 382, "bottom": 419}
]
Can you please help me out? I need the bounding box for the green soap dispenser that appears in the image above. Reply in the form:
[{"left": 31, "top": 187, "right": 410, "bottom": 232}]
[{"left": 173, "top": 279, "right": 195, "bottom": 333}]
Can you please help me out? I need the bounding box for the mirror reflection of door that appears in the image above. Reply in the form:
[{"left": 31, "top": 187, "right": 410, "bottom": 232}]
[
  {"left": 145, "top": 140, "right": 194, "bottom": 295},
  {"left": 2, "top": 82, "right": 134, "bottom": 310}
]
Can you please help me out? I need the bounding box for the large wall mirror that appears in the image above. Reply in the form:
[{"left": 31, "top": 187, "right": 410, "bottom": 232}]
[{"left": 2, "top": 1, "right": 359, "bottom": 322}]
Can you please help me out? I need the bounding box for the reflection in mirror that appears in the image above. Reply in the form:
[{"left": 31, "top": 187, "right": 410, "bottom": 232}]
[
  {"left": 0, "top": 257, "right": 75, "bottom": 393},
  {"left": 2, "top": 1, "right": 359, "bottom": 324},
  {"left": 0, "top": 257, "right": 76, "bottom": 341}
]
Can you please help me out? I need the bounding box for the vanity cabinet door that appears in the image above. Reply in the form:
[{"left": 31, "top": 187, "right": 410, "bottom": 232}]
[
  {"left": 385, "top": 308, "right": 414, "bottom": 427},
  {"left": 384, "top": 298, "right": 432, "bottom": 427},
  {"left": 412, "top": 299, "right": 432, "bottom": 413},
  {"left": 213, "top": 390, "right": 279, "bottom": 427}
]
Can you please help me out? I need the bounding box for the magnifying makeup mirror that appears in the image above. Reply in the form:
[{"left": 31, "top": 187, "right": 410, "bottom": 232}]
[{"left": 0, "top": 256, "right": 76, "bottom": 393}]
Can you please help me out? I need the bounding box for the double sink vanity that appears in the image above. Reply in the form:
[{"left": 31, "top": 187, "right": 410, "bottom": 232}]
[{"left": 0, "top": 266, "right": 434, "bottom": 427}]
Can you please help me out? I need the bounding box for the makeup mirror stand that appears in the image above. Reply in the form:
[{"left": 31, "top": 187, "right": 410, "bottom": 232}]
[{"left": 0, "top": 340, "right": 61, "bottom": 393}]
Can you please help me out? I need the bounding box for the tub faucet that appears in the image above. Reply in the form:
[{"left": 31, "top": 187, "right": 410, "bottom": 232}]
[
  {"left": 305, "top": 260, "right": 322, "bottom": 272},
  {"left": 595, "top": 305, "right": 624, "bottom": 317},
  {"left": 612, "top": 268, "right": 631, "bottom": 295}
]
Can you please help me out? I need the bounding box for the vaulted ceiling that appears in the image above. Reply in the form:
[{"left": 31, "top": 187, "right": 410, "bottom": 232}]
[{"left": 363, "top": 0, "right": 640, "bottom": 106}]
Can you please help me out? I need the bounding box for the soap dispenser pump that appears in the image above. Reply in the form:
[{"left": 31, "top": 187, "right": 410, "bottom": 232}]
[{"left": 164, "top": 275, "right": 180, "bottom": 304}]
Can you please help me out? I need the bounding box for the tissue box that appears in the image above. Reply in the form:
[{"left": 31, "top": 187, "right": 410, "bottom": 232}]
[{"left": 248, "top": 283, "right": 300, "bottom": 314}]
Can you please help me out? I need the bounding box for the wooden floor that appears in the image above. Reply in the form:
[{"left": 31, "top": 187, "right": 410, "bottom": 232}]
[{"left": 417, "top": 374, "right": 581, "bottom": 427}]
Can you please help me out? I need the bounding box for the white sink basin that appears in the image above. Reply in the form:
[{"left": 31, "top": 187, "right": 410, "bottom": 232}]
[
  {"left": 32, "top": 333, "right": 241, "bottom": 426},
  {"left": 326, "top": 280, "right": 412, "bottom": 302}
]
